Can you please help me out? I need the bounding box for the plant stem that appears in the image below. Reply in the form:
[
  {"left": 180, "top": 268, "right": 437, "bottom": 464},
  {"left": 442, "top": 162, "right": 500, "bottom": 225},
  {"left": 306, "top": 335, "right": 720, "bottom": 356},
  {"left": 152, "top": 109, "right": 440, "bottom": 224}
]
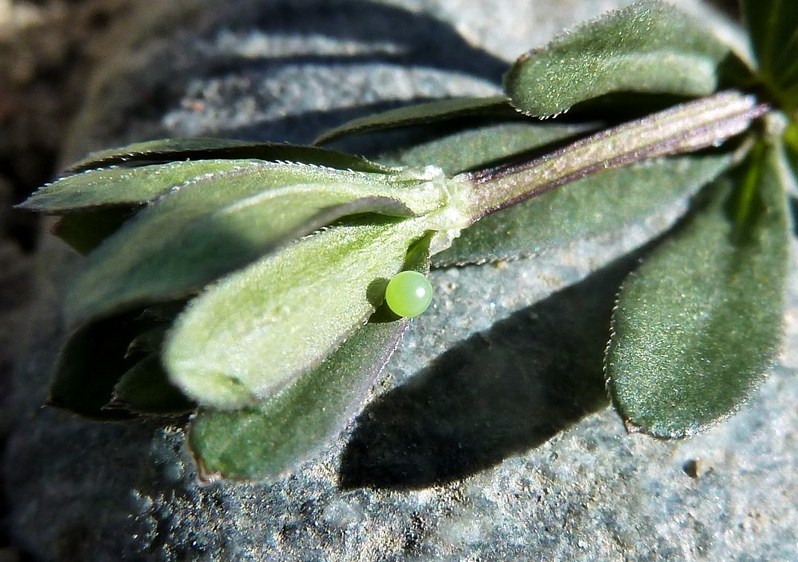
[{"left": 460, "top": 91, "right": 768, "bottom": 220}]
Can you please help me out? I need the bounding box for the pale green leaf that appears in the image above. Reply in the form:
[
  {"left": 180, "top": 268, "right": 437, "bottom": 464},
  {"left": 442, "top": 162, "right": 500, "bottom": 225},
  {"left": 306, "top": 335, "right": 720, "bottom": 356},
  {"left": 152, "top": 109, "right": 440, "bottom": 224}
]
[
  {"left": 435, "top": 154, "right": 733, "bottom": 265},
  {"left": 605, "top": 144, "right": 791, "bottom": 438},
  {"left": 20, "top": 160, "right": 254, "bottom": 213},
  {"left": 66, "top": 137, "right": 397, "bottom": 174},
  {"left": 504, "top": 0, "right": 741, "bottom": 116},
  {"left": 188, "top": 317, "right": 407, "bottom": 480},
  {"left": 164, "top": 216, "right": 430, "bottom": 409},
  {"left": 315, "top": 96, "right": 511, "bottom": 144},
  {"left": 187, "top": 236, "right": 432, "bottom": 480},
  {"left": 66, "top": 163, "right": 446, "bottom": 325}
]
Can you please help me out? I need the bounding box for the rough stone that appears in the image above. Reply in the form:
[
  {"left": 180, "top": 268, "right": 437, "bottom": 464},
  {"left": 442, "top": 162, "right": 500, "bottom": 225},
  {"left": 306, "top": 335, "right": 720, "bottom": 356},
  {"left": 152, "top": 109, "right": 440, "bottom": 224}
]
[{"left": 5, "top": 0, "right": 797, "bottom": 560}]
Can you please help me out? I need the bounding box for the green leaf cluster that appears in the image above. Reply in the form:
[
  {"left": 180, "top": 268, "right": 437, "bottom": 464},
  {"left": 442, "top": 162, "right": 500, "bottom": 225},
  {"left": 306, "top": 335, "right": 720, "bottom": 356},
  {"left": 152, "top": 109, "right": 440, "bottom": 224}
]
[
  {"left": 20, "top": 0, "right": 798, "bottom": 479},
  {"left": 23, "top": 139, "right": 474, "bottom": 477}
]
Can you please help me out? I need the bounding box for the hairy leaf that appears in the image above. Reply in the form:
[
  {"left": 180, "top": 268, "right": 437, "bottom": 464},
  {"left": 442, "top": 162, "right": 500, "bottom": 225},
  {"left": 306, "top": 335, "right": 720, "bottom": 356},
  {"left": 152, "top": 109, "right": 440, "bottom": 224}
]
[
  {"left": 505, "top": 0, "right": 740, "bottom": 116},
  {"left": 20, "top": 160, "right": 256, "bottom": 213},
  {"left": 435, "top": 153, "right": 733, "bottom": 265},
  {"left": 378, "top": 121, "right": 597, "bottom": 175},
  {"left": 187, "top": 236, "right": 432, "bottom": 480},
  {"left": 605, "top": 144, "right": 791, "bottom": 438},
  {"left": 742, "top": 0, "right": 798, "bottom": 109},
  {"left": 164, "top": 216, "right": 430, "bottom": 409},
  {"left": 314, "top": 96, "right": 511, "bottom": 144},
  {"left": 188, "top": 316, "right": 407, "bottom": 480},
  {"left": 65, "top": 137, "right": 397, "bottom": 174},
  {"left": 66, "top": 163, "right": 446, "bottom": 325}
]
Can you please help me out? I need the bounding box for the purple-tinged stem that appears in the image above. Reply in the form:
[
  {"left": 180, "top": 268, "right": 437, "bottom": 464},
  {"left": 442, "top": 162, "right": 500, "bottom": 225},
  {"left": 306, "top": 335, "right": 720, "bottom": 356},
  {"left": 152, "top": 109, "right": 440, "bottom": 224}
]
[{"left": 460, "top": 91, "right": 768, "bottom": 221}]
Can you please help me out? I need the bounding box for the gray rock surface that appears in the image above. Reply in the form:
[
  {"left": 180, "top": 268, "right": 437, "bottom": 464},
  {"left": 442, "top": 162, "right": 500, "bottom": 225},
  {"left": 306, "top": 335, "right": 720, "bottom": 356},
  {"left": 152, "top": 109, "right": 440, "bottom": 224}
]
[{"left": 5, "top": 0, "right": 798, "bottom": 560}]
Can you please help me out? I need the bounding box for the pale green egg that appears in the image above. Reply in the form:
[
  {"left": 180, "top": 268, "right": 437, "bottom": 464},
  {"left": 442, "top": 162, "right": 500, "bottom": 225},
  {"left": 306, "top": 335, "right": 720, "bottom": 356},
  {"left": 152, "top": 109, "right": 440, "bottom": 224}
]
[{"left": 384, "top": 271, "right": 433, "bottom": 318}]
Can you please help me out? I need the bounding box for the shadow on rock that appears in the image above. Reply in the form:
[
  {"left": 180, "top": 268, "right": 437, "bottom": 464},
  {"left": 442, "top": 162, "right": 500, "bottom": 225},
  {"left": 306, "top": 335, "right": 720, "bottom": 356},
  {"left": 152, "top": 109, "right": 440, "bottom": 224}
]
[
  {"left": 216, "top": 0, "right": 509, "bottom": 148},
  {"left": 339, "top": 252, "right": 640, "bottom": 490},
  {"left": 221, "top": 0, "right": 508, "bottom": 84}
]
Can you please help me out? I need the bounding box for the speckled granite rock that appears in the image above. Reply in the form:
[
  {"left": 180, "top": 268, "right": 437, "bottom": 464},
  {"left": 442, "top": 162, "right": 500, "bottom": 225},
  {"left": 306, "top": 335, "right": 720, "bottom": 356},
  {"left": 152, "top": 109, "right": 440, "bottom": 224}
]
[{"left": 5, "top": 1, "right": 798, "bottom": 560}]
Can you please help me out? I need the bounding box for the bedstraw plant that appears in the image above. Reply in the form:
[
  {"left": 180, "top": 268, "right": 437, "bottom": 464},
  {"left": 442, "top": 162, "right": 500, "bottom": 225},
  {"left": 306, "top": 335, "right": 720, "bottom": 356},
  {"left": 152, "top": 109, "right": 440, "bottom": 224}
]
[{"left": 20, "top": 0, "right": 798, "bottom": 480}]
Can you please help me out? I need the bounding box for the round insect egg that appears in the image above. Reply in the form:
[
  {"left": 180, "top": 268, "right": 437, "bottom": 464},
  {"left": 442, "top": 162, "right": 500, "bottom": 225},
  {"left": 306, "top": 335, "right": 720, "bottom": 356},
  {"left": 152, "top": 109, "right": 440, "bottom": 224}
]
[{"left": 385, "top": 270, "right": 433, "bottom": 318}]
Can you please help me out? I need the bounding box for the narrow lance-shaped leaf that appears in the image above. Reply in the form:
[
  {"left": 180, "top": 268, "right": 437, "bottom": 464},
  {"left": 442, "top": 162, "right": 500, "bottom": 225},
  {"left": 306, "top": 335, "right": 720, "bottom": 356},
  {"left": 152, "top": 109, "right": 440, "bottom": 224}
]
[
  {"left": 48, "top": 311, "right": 152, "bottom": 420},
  {"left": 22, "top": 160, "right": 269, "bottom": 254},
  {"left": 377, "top": 121, "right": 598, "bottom": 176},
  {"left": 111, "top": 354, "right": 195, "bottom": 416},
  {"left": 49, "top": 302, "right": 185, "bottom": 419},
  {"left": 187, "top": 236, "right": 433, "bottom": 481},
  {"left": 65, "top": 163, "right": 447, "bottom": 325},
  {"left": 314, "top": 95, "right": 512, "bottom": 145},
  {"left": 65, "top": 137, "right": 398, "bottom": 174},
  {"left": 605, "top": 143, "right": 791, "bottom": 438},
  {"left": 163, "top": 215, "right": 432, "bottom": 409},
  {"left": 20, "top": 160, "right": 257, "bottom": 213},
  {"left": 504, "top": 0, "right": 747, "bottom": 116},
  {"left": 20, "top": 147, "right": 402, "bottom": 252}
]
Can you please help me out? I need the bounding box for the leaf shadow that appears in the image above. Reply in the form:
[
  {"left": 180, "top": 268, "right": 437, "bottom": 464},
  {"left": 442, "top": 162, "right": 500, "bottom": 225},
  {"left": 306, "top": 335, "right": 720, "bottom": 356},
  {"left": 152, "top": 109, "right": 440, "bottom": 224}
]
[
  {"left": 90, "top": 0, "right": 509, "bottom": 157},
  {"left": 198, "top": 0, "right": 509, "bottom": 145},
  {"left": 218, "top": 0, "right": 508, "bottom": 84},
  {"left": 789, "top": 197, "right": 798, "bottom": 237},
  {"left": 339, "top": 250, "right": 641, "bottom": 490}
]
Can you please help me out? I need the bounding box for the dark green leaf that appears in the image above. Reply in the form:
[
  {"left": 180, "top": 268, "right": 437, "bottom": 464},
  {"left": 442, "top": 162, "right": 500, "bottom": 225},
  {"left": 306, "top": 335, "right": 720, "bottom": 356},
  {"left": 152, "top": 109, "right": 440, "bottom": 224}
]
[
  {"left": 124, "top": 326, "right": 167, "bottom": 359},
  {"left": 742, "top": 0, "right": 798, "bottom": 109},
  {"left": 112, "top": 354, "right": 195, "bottom": 415},
  {"left": 505, "top": 0, "right": 741, "bottom": 116},
  {"left": 784, "top": 121, "right": 798, "bottom": 184},
  {"left": 187, "top": 236, "right": 432, "bottom": 480},
  {"left": 378, "top": 121, "right": 597, "bottom": 175},
  {"left": 435, "top": 153, "right": 733, "bottom": 265},
  {"left": 51, "top": 207, "right": 136, "bottom": 254},
  {"left": 49, "top": 312, "right": 146, "bottom": 420},
  {"left": 605, "top": 144, "right": 790, "bottom": 438},
  {"left": 65, "top": 137, "right": 397, "bottom": 174},
  {"left": 164, "top": 216, "right": 430, "bottom": 409},
  {"left": 314, "top": 96, "right": 512, "bottom": 144},
  {"left": 66, "top": 163, "right": 446, "bottom": 325}
]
